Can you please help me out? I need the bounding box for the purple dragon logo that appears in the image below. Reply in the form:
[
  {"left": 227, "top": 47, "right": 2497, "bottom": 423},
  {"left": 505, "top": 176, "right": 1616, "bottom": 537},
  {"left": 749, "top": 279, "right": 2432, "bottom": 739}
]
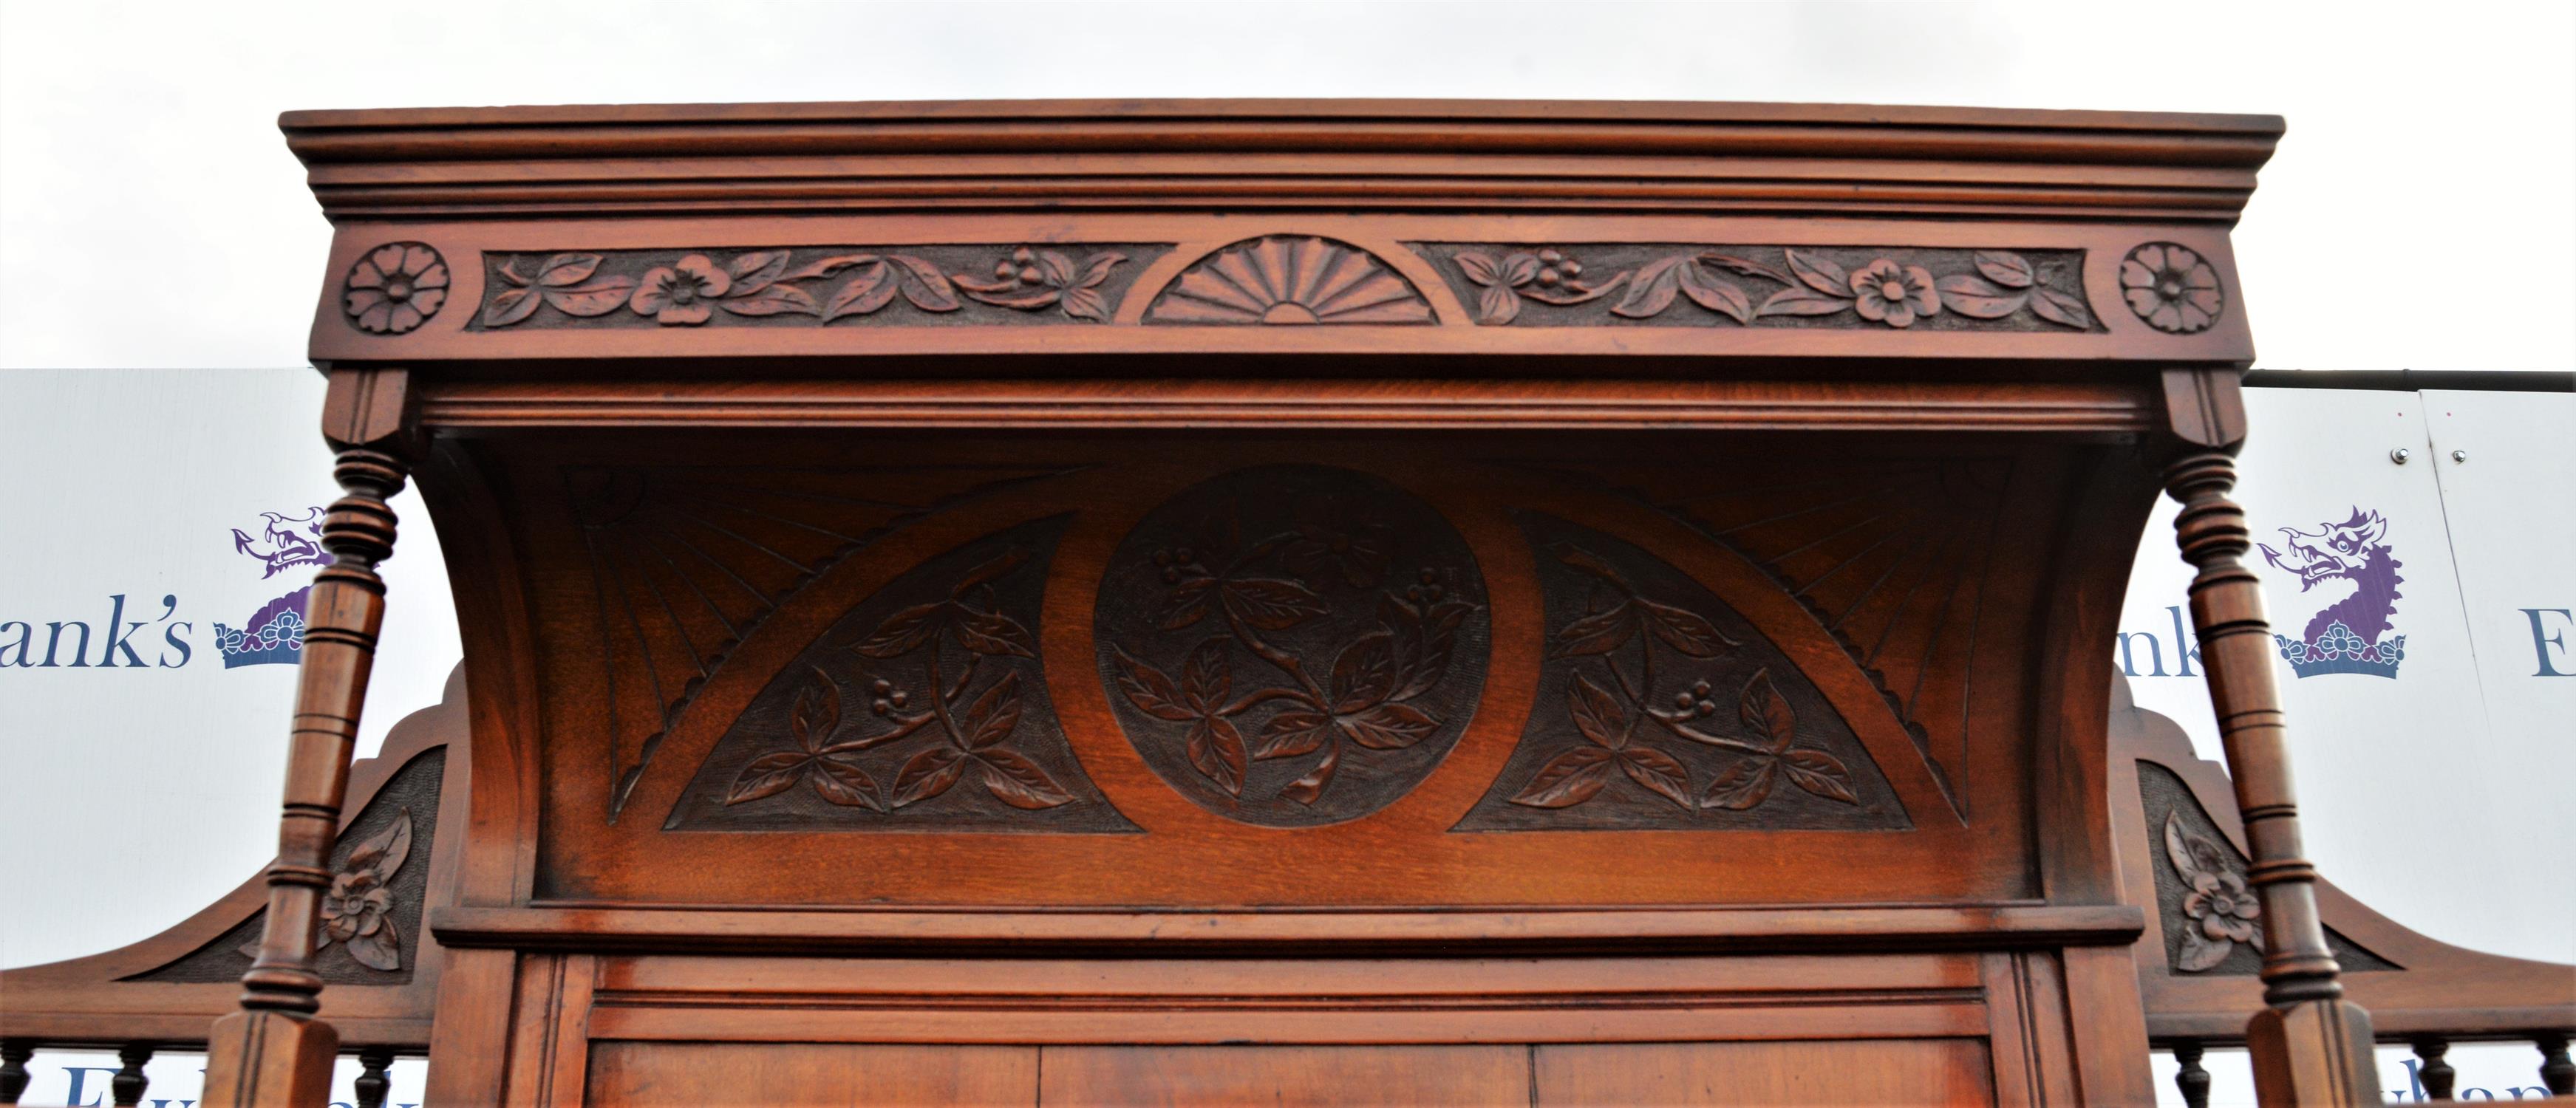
[
  {"left": 216, "top": 507, "right": 326, "bottom": 668},
  {"left": 2258, "top": 507, "right": 2406, "bottom": 678}
]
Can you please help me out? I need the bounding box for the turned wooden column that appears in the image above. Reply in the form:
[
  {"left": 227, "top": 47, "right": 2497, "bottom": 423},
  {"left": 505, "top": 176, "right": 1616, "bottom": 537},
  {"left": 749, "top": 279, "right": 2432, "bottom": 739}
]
[
  {"left": 2161, "top": 369, "right": 2378, "bottom": 1106},
  {"left": 205, "top": 369, "right": 415, "bottom": 1108}
]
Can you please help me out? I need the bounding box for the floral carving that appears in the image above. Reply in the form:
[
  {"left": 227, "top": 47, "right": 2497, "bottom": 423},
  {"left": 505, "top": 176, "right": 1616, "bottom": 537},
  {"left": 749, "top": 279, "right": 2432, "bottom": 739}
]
[
  {"left": 1439, "top": 244, "right": 2093, "bottom": 331},
  {"left": 1507, "top": 547, "right": 1856, "bottom": 813},
  {"left": 954, "top": 246, "right": 1128, "bottom": 321},
  {"left": 1099, "top": 468, "right": 1487, "bottom": 825},
  {"left": 1145, "top": 237, "right": 1434, "bottom": 324},
  {"left": 723, "top": 548, "right": 1073, "bottom": 813},
  {"left": 2121, "top": 242, "right": 2224, "bottom": 334},
  {"left": 342, "top": 244, "right": 448, "bottom": 335},
  {"left": 477, "top": 246, "right": 1145, "bottom": 329},
  {"left": 241, "top": 809, "right": 412, "bottom": 971},
  {"left": 2164, "top": 810, "right": 2265, "bottom": 971}
]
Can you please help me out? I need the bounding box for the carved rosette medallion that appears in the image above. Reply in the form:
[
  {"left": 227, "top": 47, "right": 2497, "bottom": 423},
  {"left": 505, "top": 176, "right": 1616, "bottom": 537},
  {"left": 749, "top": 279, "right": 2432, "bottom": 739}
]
[
  {"left": 1145, "top": 237, "right": 1436, "bottom": 325},
  {"left": 1097, "top": 466, "right": 1488, "bottom": 826},
  {"left": 342, "top": 242, "right": 449, "bottom": 335},
  {"left": 1455, "top": 514, "right": 1907, "bottom": 832},
  {"left": 672, "top": 516, "right": 1136, "bottom": 832},
  {"left": 1414, "top": 244, "right": 2095, "bottom": 332},
  {"left": 2119, "top": 242, "right": 2224, "bottom": 334}
]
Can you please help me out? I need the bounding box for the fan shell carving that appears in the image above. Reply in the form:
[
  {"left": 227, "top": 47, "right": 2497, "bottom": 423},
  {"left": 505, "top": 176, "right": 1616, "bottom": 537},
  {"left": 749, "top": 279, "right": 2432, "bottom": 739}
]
[{"left": 1146, "top": 237, "right": 1434, "bottom": 325}]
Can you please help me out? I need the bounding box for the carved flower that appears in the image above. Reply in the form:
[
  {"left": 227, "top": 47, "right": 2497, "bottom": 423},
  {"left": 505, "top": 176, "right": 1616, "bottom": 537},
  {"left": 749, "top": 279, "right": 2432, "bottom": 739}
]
[
  {"left": 321, "top": 869, "right": 391, "bottom": 945},
  {"left": 630, "top": 254, "right": 732, "bottom": 326},
  {"left": 1847, "top": 259, "right": 1940, "bottom": 328},
  {"left": 245, "top": 808, "right": 411, "bottom": 971},
  {"left": 2184, "top": 866, "right": 2263, "bottom": 945},
  {"left": 2120, "top": 243, "right": 2223, "bottom": 334},
  {"left": 343, "top": 244, "right": 449, "bottom": 335}
]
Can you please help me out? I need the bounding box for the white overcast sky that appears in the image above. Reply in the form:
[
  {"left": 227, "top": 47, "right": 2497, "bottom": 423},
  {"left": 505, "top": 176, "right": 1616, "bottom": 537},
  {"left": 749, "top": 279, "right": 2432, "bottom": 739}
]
[{"left": 1, "top": 0, "right": 2572, "bottom": 373}]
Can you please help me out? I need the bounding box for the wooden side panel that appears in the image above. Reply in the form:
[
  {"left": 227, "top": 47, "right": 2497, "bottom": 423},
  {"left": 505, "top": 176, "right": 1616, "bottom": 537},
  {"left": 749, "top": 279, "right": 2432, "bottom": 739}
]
[
  {"left": 1040, "top": 1045, "right": 1527, "bottom": 1107},
  {"left": 585, "top": 1043, "right": 1038, "bottom": 1107},
  {"left": 1534, "top": 1039, "right": 1997, "bottom": 1107}
]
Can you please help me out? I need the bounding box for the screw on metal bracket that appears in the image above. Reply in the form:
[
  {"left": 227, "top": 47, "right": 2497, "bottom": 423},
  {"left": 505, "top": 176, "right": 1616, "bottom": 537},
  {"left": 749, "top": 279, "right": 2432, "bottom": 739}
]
[
  {"left": 2391, "top": 448, "right": 2412, "bottom": 465},
  {"left": 2450, "top": 449, "right": 2468, "bottom": 463}
]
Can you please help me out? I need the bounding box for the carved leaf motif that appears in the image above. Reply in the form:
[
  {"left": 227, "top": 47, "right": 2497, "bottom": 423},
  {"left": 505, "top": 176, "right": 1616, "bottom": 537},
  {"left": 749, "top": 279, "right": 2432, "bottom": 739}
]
[
  {"left": 1073, "top": 251, "right": 1126, "bottom": 289},
  {"left": 977, "top": 748, "right": 1074, "bottom": 809},
  {"left": 1181, "top": 638, "right": 1231, "bottom": 714},
  {"left": 1281, "top": 745, "right": 1341, "bottom": 805},
  {"left": 483, "top": 286, "right": 542, "bottom": 326},
  {"left": 1060, "top": 287, "right": 1109, "bottom": 321},
  {"left": 822, "top": 264, "right": 896, "bottom": 321},
  {"left": 1391, "top": 599, "right": 1471, "bottom": 701},
  {"left": 1934, "top": 275, "right": 2025, "bottom": 319},
  {"left": 1701, "top": 253, "right": 1798, "bottom": 287},
  {"left": 1677, "top": 264, "right": 1753, "bottom": 324},
  {"left": 726, "top": 751, "right": 811, "bottom": 805},
  {"left": 1337, "top": 702, "right": 1439, "bottom": 750},
  {"left": 1553, "top": 603, "right": 1638, "bottom": 657},
  {"left": 2164, "top": 810, "right": 2229, "bottom": 882},
  {"left": 1110, "top": 646, "right": 1199, "bottom": 722},
  {"left": 1255, "top": 711, "right": 1332, "bottom": 759},
  {"left": 1973, "top": 251, "right": 2037, "bottom": 289},
  {"left": 1756, "top": 285, "right": 1851, "bottom": 318},
  {"left": 726, "top": 250, "right": 791, "bottom": 295},
  {"left": 1330, "top": 632, "right": 1400, "bottom": 711},
  {"left": 1739, "top": 668, "right": 1796, "bottom": 753},
  {"left": 780, "top": 253, "right": 876, "bottom": 282},
  {"left": 789, "top": 666, "right": 839, "bottom": 753},
  {"left": 1620, "top": 746, "right": 1694, "bottom": 809},
  {"left": 1783, "top": 250, "right": 1855, "bottom": 298},
  {"left": 853, "top": 601, "right": 945, "bottom": 658},
  {"left": 889, "top": 255, "right": 962, "bottom": 312},
  {"left": 2028, "top": 287, "right": 2093, "bottom": 329},
  {"left": 1221, "top": 577, "right": 1327, "bottom": 631},
  {"left": 344, "top": 812, "right": 412, "bottom": 878},
  {"left": 720, "top": 284, "right": 823, "bottom": 317},
  {"left": 1477, "top": 284, "right": 1521, "bottom": 325},
  {"left": 537, "top": 253, "right": 604, "bottom": 287},
  {"left": 2175, "top": 926, "right": 2232, "bottom": 972},
  {"left": 891, "top": 746, "right": 969, "bottom": 807},
  {"left": 1638, "top": 598, "right": 1737, "bottom": 657},
  {"left": 1187, "top": 715, "right": 1248, "bottom": 796},
  {"left": 960, "top": 671, "right": 1023, "bottom": 750},
  {"left": 809, "top": 756, "right": 882, "bottom": 810},
  {"left": 542, "top": 278, "right": 640, "bottom": 318},
  {"left": 1454, "top": 251, "right": 1505, "bottom": 287},
  {"left": 1157, "top": 578, "right": 1213, "bottom": 630},
  {"left": 953, "top": 609, "right": 1036, "bottom": 658},
  {"left": 1510, "top": 745, "right": 1617, "bottom": 807},
  {"left": 1611, "top": 256, "right": 1687, "bottom": 318},
  {"left": 1567, "top": 673, "right": 1627, "bottom": 749},
  {"left": 1700, "top": 757, "right": 1779, "bottom": 810},
  {"left": 1780, "top": 749, "right": 1858, "bottom": 804}
]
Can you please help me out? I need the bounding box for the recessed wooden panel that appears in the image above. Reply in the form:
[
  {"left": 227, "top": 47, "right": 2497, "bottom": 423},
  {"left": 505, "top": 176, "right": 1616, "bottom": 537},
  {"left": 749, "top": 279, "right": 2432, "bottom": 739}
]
[
  {"left": 1039, "top": 1045, "right": 1527, "bottom": 1107},
  {"left": 584, "top": 1042, "right": 1037, "bottom": 1107},
  {"left": 1534, "top": 1039, "right": 1997, "bottom": 1107}
]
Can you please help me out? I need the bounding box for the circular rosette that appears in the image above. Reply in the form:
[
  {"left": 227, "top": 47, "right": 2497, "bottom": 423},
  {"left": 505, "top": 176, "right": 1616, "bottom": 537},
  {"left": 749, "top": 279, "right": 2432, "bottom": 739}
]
[{"left": 1095, "top": 465, "right": 1489, "bottom": 827}]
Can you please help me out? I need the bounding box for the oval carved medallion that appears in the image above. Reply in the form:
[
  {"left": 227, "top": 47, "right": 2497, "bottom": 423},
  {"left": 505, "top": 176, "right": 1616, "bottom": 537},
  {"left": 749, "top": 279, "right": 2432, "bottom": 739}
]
[{"left": 1096, "top": 465, "right": 1489, "bottom": 827}]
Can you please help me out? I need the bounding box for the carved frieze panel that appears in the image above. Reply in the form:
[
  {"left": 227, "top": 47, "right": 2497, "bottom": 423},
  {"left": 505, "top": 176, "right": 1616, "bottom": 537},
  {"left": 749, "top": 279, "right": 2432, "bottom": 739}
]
[
  {"left": 672, "top": 516, "right": 1134, "bottom": 832},
  {"left": 473, "top": 244, "right": 1171, "bottom": 329},
  {"left": 132, "top": 748, "right": 446, "bottom": 984},
  {"left": 1144, "top": 237, "right": 1436, "bottom": 325},
  {"left": 1456, "top": 514, "right": 1906, "bottom": 831},
  {"left": 568, "top": 465, "right": 1074, "bottom": 817},
  {"left": 1412, "top": 244, "right": 2096, "bottom": 332},
  {"left": 2138, "top": 762, "right": 2393, "bottom": 975},
  {"left": 1096, "top": 465, "right": 1488, "bottom": 826}
]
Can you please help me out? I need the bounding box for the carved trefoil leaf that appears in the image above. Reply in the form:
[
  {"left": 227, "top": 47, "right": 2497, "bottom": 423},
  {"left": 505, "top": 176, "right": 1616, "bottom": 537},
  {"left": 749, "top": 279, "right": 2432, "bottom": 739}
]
[{"left": 671, "top": 516, "right": 1136, "bottom": 832}]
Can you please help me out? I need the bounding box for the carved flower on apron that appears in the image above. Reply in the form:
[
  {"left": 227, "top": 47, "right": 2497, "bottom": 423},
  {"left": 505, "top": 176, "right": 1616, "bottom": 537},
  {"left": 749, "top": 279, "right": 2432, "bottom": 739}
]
[
  {"left": 2164, "top": 810, "right": 2265, "bottom": 971},
  {"left": 343, "top": 244, "right": 449, "bottom": 334},
  {"left": 1847, "top": 259, "right": 1941, "bottom": 328},
  {"left": 2120, "top": 243, "right": 2224, "bottom": 333},
  {"left": 629, "top": 253, "right": 733, "bottom": 325}
]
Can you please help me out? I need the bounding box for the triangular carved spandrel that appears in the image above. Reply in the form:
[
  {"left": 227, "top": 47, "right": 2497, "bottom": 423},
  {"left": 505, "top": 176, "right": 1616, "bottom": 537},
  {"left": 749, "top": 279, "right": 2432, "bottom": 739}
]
[
  {"left": 567, "top": 464, "right": 1078, "bottom": 818},
  {"left": 669, "top": 516, "right": 1135, "bottom": 832},
  {"left": 2138, "top": 761, "right": 2396, "bottom": 977},
  {"left": 1455, "top": 513, "right": 1907, "bottom": 832}
]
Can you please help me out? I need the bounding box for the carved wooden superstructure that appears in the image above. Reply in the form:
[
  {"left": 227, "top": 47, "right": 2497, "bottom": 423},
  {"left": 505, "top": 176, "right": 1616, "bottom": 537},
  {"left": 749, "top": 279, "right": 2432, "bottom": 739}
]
[{"left": 4, "top": 100, "right": 2569, "bottom": 1106}]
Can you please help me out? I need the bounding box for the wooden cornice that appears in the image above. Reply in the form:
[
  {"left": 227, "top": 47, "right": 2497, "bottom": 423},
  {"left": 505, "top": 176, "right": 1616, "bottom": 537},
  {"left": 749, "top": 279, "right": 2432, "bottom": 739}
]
[{"left": 281, "top": 98, "right": 2282, "bottom": 224}]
